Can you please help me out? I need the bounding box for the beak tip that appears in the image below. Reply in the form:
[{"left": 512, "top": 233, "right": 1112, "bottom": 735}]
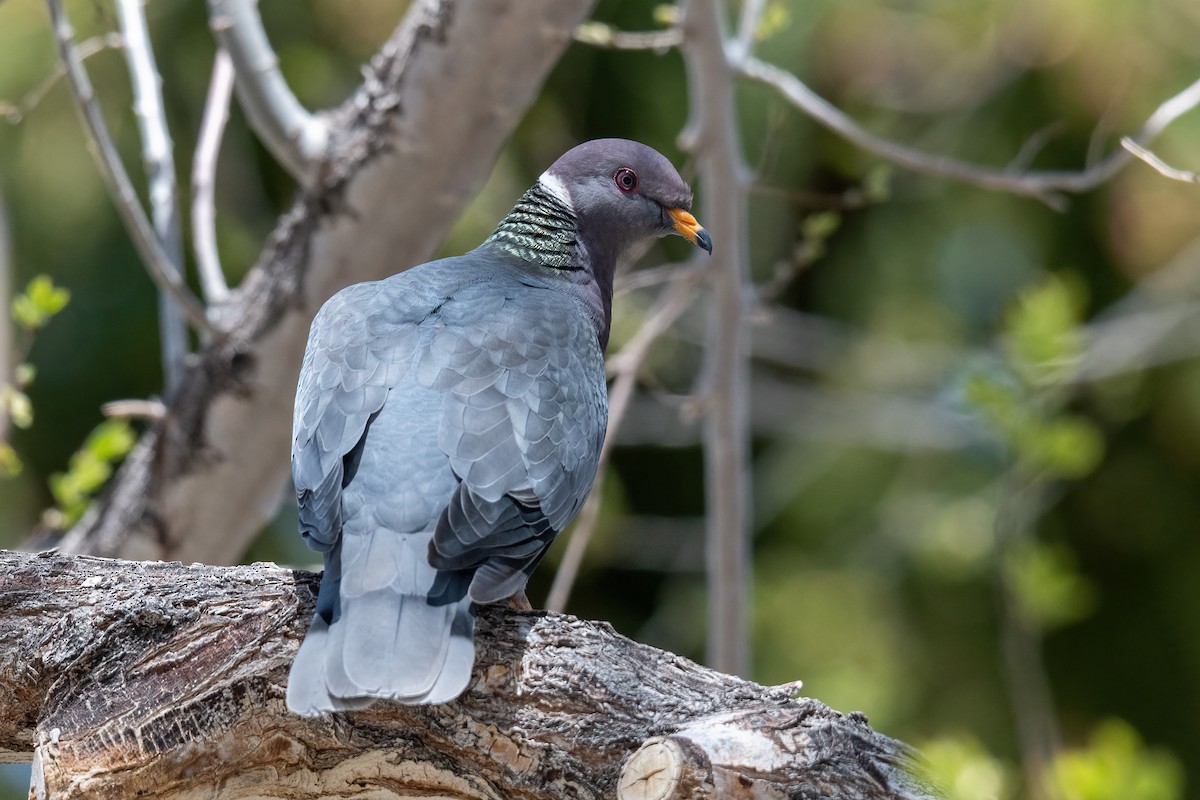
[{"left": 696, "top": 228, "right": 713, "bottom": 255}]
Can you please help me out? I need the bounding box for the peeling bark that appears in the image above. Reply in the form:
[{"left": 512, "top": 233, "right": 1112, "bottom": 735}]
[
  {"left": 48, "top": 0, "right": 596, "bottom": 565},
  {"left": 0, "top": 550, "right": 937, "bottom": 799}
]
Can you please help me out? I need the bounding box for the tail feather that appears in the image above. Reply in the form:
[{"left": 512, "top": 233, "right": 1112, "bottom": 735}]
[
  {"left": 421, "top": 604, "right": 477, "bottom": 704},
  {"left": 340, "top": 590, "right": 454, "bottom": 698},
  {"left": 285, "top": 529, "right": 477, "bottom": 715},
  {"left": 286, "top": 613, "right": 375, "bottom": 715}
]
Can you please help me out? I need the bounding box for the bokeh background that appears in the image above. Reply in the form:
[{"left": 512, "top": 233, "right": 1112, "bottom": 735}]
[{"left": 2, "top": 1, "right": 1200, "bottom": 798}]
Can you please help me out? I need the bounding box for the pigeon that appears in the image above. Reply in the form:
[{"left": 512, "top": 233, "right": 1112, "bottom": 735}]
[{"left": 286, "top": 138, "right": 712, "bottom": 715}]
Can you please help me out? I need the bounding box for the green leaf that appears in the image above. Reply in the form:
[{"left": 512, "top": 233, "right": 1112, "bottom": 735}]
[
  {"left": 1004, "top": 540, "right": 1095, "bottom": 629},
  {"left": 0, "top": 442, "right": 22, "bottom": 478},
  {"left": 14, "top": 363, "right": 35, "bottom": 388},
  {"left": 11, "top": 275, "right": 70, "bottom": 331},
  {"left": 1029, "top": 415, "right": 1105, "bottom": 479},
  {"left": 1051, "top": 719, "right": 1183, "bottom": 800},
  {"left": 48, "top": 419, "right": 136, "bottom": 526},
  {"left": 1004, "top": 275, "right": 1086, "bottom": 387},
  {"left": 2, "top": 385, "right": 33, "bottom": 429},
  {"left": 87, "top": 419, "right": 136, "bottom": 461}
]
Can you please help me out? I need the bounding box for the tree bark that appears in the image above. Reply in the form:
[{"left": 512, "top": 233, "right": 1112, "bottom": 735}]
[
  {"left": 48, "top": 0, "right": 596, "bottom": 565},
  {"left": 0, "top": 549, "right": 937, "bottom": 800}
]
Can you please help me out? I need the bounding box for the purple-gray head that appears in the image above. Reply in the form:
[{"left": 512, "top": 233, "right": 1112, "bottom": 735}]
[{"left": 541, "top": 138, "right": 713, "bottom": 259}]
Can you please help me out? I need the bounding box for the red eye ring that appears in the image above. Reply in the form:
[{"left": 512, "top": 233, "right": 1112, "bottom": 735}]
[{"left": 614, "top": 167, "right": 638, "bottom": 192}]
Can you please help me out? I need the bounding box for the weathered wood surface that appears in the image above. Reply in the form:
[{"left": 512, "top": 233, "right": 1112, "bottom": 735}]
[{"left": 0, "top": 550, "right": 937, "bottom": 799}]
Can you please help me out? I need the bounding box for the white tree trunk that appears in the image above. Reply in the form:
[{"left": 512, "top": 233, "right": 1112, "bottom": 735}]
[{"left": 0, "top": 549, "right": 937, "bottom": 800}]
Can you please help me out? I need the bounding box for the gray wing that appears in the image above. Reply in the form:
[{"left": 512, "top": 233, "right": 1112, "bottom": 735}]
[
  {"left": 418, "top": 279, "right": 608, "bottom": 604},
  {"left": 291, "top": 281, "right": 425, "bottom": 551}
]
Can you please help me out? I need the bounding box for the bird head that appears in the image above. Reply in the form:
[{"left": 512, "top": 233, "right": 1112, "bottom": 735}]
[{"left": 540, "top": 138, "right": 713, "bottom": 262}]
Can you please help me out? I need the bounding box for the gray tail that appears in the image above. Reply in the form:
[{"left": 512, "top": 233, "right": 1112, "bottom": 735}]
[{"left": 286, "top": 531, "right": 476, "bottom": 716}]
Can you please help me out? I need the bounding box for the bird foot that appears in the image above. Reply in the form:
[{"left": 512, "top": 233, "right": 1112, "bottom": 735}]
[{"left": 507, "top": 590, "right": 533, "bottom": 611}]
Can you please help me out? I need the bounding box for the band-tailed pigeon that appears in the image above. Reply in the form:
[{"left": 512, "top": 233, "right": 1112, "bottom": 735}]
[{"left": 286, "top": 139, "right": 711, "bottom": 715}]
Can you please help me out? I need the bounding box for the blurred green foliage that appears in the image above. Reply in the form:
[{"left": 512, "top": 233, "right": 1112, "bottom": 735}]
[
  {"left": 11, "top": 274, "right": 69, "bottom": 332},
  {"left": 919, "top": 735, "right": 1014, "bottom": 800},
  {"left": 46, "top": 418, "right": 135, "bottom": 528},
  {"left": 0, "top": 274, "right": 70, "bottom": 477},
  {"left": 3, "top": 0, "right": 1200, "bottom": 798},
  {"left": 1050, "top": 719, "right": 1185, "bottom": 800}
]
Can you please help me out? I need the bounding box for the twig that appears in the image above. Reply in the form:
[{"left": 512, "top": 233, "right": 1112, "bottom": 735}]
[
  {"left": 115, "top": 0, "right": 189, "bottom": 392},
  {"left": 730, "top": 0, "right": 766, "bottom": 62},
  {"left": 45, "top": 0, "right": 215, "bottom": 337},
  {"left": 1121, "top": 137, "right": 1200, "bottom": 184},
  {"left": 1006, "top": 121, "right": 1066, "bottom": 173},
  {"left": 206, "top": 0, "right": 328, "bottom": 181},
  {"left": 546, "top": 272, "right": 702, "bottom": 613},
  {"left": 737, "top": 57, "right": 1200, "bottom": 210},
  {"left": 681, "top": 0, "right": 753, "bottom": 677},
  {"left": 1, "top": 34, "right": 124, "bottom": 124},
  {"left": 192, "top": 50, "right": 235, "bottom": 305},
  {"left": 573, "top": 22, "right": 683, "bottom": 51},
  {"left": 102, "top": 399, "right": 168, "bottom": 420}
]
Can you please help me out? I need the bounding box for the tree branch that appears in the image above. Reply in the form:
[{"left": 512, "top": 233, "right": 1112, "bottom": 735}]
[
  {"left": 191, "top": 49, "right": 235, "bottom": 306},
  {"left": 1121, "top": 137, "right": 1200, "bottom": 184},
  {"left": 0, "top": 33, "right": 124, "bottom": 124},
  {"left": 680, "top": 0, "right": 754, "bottom": 677},
  {"left": 573, "top": 22, "right": 682, "bottom": 51},
  {"left": 0, "top": 549, "right": 935, "bottom": 800},
  {"left": 44, "top": 0, "right": 215, "bottom": 337},
  {"left": 115, "top": 0, "right": 189, "bottom": 391},
  {"left": 737, "top": 56, "right": 1200, "bottom": 209},
  {"left": 205, "top": 0, "right": 328, "bottom": 182}
]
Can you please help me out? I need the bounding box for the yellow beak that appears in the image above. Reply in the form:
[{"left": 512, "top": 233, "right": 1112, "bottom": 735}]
[{"left": 667, "top": 208, "right": 713, "bottom": 254}]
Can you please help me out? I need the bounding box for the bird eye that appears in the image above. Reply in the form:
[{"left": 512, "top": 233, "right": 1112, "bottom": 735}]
[{"left": 614, "top": 167, "right": 638, "bottom": 192}]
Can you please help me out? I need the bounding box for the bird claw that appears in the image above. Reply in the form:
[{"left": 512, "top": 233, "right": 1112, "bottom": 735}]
[{"left": 507, "top": 590, "right": 533, "bottom": 611}]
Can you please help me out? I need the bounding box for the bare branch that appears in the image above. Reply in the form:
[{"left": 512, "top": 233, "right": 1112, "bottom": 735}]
[
  {"left": 737, "top": 56, "right": 1200, "bottom": 209},
  {"left": 547, "top": 272, "right": 702, "bottom": 612},
  {"left": 115, "top": 0, "right": 189, "bottom": 392},
  {"left": 1121, "top": 137, "right": 1200, "bottom": 184},
  {"left": 731, "top": 0, "right": 766, "bottom": 62},
  {"left": 681, "top": 0, "right": 753, "bottom": 677},
  {"left": 0, "top": 34, "right": 124, "bottom": 123},
  {"left": 206, "top": 0, "right": 329, "bottom": 181},
  {"left": 44, "top": 0, "right": 215, "bottom": 337},
  {"left": 573, "top": 21, "right": 683, "bottom": 51},
  {"left": 1006, "top": 121, "right": 1067, "bottom": 173},
  {"left": 101, "top": 398, "right": 168, "bottom": 420},
  {"left": 192, "top": 50, "right": 235, "bottom": 305}
]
